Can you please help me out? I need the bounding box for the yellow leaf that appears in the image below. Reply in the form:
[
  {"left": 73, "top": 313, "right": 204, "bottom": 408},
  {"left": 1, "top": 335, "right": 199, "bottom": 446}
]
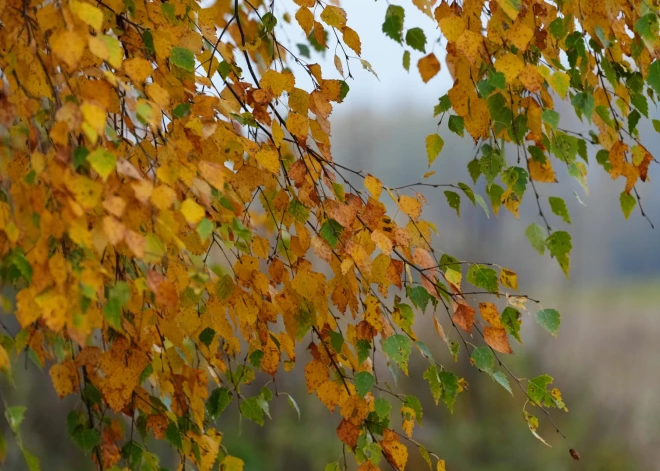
[
  {"left": 398, "top": 195, "right": 422, "bottom": 220},
  {"left": 260, "top": 70, "right": 295, "bottom": 96},
  {"left": 272, "top": 121, "right": 284, "bottom": 147},
  {"left": 198, "top": 161, "right": 226, "bottom": 190},
  {"left": 528, "top": 158, "right": 557, "bottom": 183},
  {"left": 295, "top": 7, "right": 314, "bottom": 36},
  {"left": 286, "top": 112, "right": 309, "bottom": 140},
  {"left": 342, "top": 27, "right": 361, "bottom": 55},
  {"left": 495, "top": 0, "right": 521, "bottom": 20},
  {"left": 87, "top": 149, "right": 117, "bottom": 181},
  {"left": 499, "top": 268, "right": 518, "bottom": 290},
  {"left": 439, "top": 15, "right": 465, "bottom": 42},
  {"left": 382, "top": 432, "right": 408, "bottom": 470},
  {"left": 51, "top": 29, "right": 86, "bottom": 68},
  {"left": 220, "top": 456, "right": 244, "bottom": 471},
  {"left": 81, "top": 102, "right": 106, "bottom": 134},
  {"left": 199, "top": 430, "right": 222, "bottom": 471},
  {"left": 413, "top": 0, "right": 434, "bottom": 17},
  {"left": 70, "top": 0, "right": 104, "bottom": 31},
  {"left": 456, "top": 29, "right": 483, "bottom": 64},
  {"left": 502, "top": 188, "right": 520, "bottom": 218},
  {"left": 495, "top": 53, "right": 524, "bottom": 83},
  {"left": 88, "top": 34, "right": 123, "bottom": 69},
  {"left": 418, "top": 53, "right": 441, "bottom": 83},
  {"left": 255, "top": 147, "right": 281, "bottom": 174},
  {"left": 305, "top": 359, "right": 329, "bottom": 393},
  {"left": 289, "top": 88, "right": 310, "bottom": 115},
  {"left": 364, "top": 174, "right": 382, "bottom": 200},
  {"left": 50, "top": 361, "right": 79, "bottom": 398},
  {"left": 123, "top": 57, "right": 153, "bottom": 83},
  {"left": 320, "top": 5, "right": 347, "bottom": 28},
  {"left": 0, "top": 344, "right": 10, "bottom": 372},
  {"left": 437, "top": 459, "right": 446, "bottom": 471},
  {"left": 519, "top": 65, "right": 544, "bottom": 93},
  {"left": 180, "top": 198, "right": 205, "bottom": 225},
  {"left": 316, "top": 380, "right": 343, "bottom": 412},
  {"left": 479, "top": 302, "right": 502, "bottom": 327}
]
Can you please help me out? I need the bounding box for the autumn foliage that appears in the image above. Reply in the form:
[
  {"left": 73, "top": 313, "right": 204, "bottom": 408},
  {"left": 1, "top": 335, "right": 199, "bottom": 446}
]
[{"left": 0, "top": 0, "right": 657, "bottom": 468}]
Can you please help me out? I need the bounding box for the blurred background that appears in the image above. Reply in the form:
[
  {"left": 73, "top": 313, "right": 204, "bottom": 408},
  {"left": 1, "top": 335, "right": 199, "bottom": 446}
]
[{"left": 2, "top": 1, "right": 660, "bottom": 470}]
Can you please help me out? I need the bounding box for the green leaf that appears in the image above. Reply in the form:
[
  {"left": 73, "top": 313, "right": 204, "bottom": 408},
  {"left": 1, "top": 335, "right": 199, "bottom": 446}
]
[
  {"left": 426, "top": 133, "right": 444, "bottom": 166},
  {"left": 474, "top": 194, "right": 490, "bottom": 218},
  {"left": 405, "top": 27, "right": 426, "bottom": 52},
  {"left": 535, "top": 308, "right": 561, "bottom": 337},
  {"left": 487, "top": 183, "right": 504, "bottom": 215},
  {"left": 356, "top": 339, "right": 371, "bottom": 364},
  {"left": 171, "top": 47, "right": 195, "bottom": 72},
  {"left": 207, "top": 387, "right": 231, "bottom": 420},
  {"left": 261, "top": 12, "right": 277, "bottom": 32},
  {"left": 319, "top": 219, "right": 343, "bottom": 249},
  {"left": 541, "top": 109, "right": 560, "bottom": 129},
  {"left": 173, "top": 103, "right": 191, "bottom": 119},
  {"left": 631, "top": 93, "right": 649, "bottom": 117},
  {"left": 546, "top": 231, "right": 572, "bottom": 276},
  {"left": 240, "top": 397, "right": 265, "bottom": 425},
  {"left": 571, "top": 92, "right": 595, "bottom": 122},
  {"left": 339, "top": 81, "right": 350, "bottom": 101},
  {"left": 423, "top": 365, "right": 442, "bottom": 405},
  {"left": 501, "top": 167, "right": 528, "bottom": 198},
  {"left": 142, "top": 29, "right": 155, "bottom": 56},
  {"left": 328, "top": 330, "right": 344, "bottom": 353},
  {"left": 527, "top": 374, "right": 565, "bottom": 409},
  {"left": 374, "top": 397, "right": 391, "bottom": 419},
  {"left": 444, "top": 191, "right": 460, "bottom": 217},
  {"left": 382, "top": 5, "right": 405, "bottom": 43},
  {"left": 448, "top": 115, "right": 465, "bottom": 136},
  {"left": 22, "top": 449, "right": 40, "bottom": 471},
  {"left": 493, "top": 371, "right": 513, "bottom": 395},
  {"left": 87, "top": 149, "right": 116, "bottom": 181},
  {"left": 407, "top": 285, "right": 431, "bottom": 312},
  {"left": 198, "top": 327, "right": 215, "bottom": 347},
  {"left": 548, "top": 197, "right": 571, "bottom": 224},
  {"left": 467, "top": 159, "right": 481, "bottom": 183},
  {"left": 466, "top": 264, "right": 498, "bottom": 293},
  {"left": 73, "top": 146, "right": 89, "bottom": 169},
  {"left": 501, "top": 307, "right": 522, "bottom": 343},
  {"left": 439, "top": 370, "right": 459, "bottom": 412},
  {"left": 415, "top": 340, "right": 432, "bottom": 360},
  {"left": 285, "top": 393, "right": 301, "bottom": 420},
  {"left": 620, "top": 191, "right": 636, "bottom": 219},
  {"left": 72, "top": 427, "right": 101, "bottom": 451},
  {"left": 296, "top": 43, "right": 310, "bottom": 58},
  {"left": 525, "top": 223, "right": 546, "bottom": 255},
  {"left": 5, "top": 406, "right": 26, "bottom": 434},
  {"left": 165, "top": 422, "right": 183, "bottom": 450},
  {"left": 403, "top": 395, "right": 423, "bottom": 423},
  {"left": 653, "top": 119, "right": 660, "bottom": 133},
  {"left": 382, "top": 334, "right": 412, "bottom": 373},
  {"left": 470, "top": 346, "right": 495, "bottom": 374},
  {"left": 419, "top": 446, "right": 433, "bottom": 470},
  {"left": 354, "top": 371, "right": 375, "bottom": 398},
  {"left": 434, "top": 95, "right": 451, "bottom": 115},
  {"left": 325, "top": 462, "right": 341, "bottom": 471},
  {"left": 403, "top": 50, "right": 410, "bottom": 71},
  {"left": 480, "top": 149, "right": 504, "bottom": 186}
]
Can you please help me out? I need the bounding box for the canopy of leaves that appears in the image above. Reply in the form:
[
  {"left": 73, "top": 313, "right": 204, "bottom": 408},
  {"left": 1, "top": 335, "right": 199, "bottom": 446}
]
[{"left": 0, "top": 0, "right": 655, "bottom": 468}]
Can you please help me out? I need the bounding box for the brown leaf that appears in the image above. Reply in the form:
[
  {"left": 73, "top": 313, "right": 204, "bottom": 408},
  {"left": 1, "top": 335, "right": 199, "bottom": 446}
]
[
  {"left": 452, "top": 302, "right": 475, "bottom": 333},
  {"left": 484, "top": 326, "right": 513, "bottom": 354}
]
